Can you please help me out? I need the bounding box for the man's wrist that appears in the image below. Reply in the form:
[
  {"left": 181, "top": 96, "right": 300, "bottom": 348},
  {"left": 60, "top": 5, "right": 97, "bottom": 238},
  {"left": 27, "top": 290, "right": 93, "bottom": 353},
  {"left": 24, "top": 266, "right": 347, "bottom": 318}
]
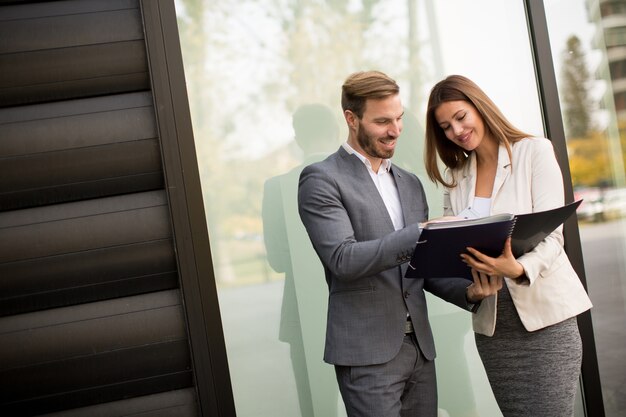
[
  {"left": 468, "top": 300, "right": 481, "bottom": 313},
  {"left": 466, "top": 286, "right": 482, "bottom": 313}
]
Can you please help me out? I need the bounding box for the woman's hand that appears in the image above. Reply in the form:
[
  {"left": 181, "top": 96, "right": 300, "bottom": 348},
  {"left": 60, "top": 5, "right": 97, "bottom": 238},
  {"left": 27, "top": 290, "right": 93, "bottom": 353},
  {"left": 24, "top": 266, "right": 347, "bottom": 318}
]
[
  {"left": 461, "top": 237, "right": 525, "bottom": 279},
  {"left": 466, "top": 269, "right": 503, "bottom": 302}
]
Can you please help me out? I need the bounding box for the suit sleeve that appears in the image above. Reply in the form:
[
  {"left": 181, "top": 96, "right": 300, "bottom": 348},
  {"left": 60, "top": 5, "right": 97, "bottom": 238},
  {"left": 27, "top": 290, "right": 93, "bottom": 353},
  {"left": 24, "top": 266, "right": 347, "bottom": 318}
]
[
  {"left": 298, "top": 164, "right": 420, "bottom": 281},
  {"left": 424, "top": 277, "right": 475, "bottom": 311}
]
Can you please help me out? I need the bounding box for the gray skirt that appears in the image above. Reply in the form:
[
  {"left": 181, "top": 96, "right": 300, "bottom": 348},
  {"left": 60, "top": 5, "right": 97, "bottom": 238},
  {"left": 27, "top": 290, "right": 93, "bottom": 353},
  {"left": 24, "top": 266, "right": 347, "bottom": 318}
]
[{"left": 475, "top": 282, "right": 582, "bottom": 417}]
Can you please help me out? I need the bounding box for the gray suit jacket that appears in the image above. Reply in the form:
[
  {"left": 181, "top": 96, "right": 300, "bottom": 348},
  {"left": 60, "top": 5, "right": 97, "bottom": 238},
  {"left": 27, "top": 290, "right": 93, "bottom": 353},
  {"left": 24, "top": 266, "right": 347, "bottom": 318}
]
[{"left": 298, "top": 146, "right": 471, "bottom": 366}]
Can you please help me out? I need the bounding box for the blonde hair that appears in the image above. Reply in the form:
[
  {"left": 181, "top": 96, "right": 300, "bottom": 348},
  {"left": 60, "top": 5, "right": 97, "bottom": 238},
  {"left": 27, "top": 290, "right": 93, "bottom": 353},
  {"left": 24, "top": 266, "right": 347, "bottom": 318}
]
[{"left": 424, "top": 75, "right": 531, "bottom": 187}]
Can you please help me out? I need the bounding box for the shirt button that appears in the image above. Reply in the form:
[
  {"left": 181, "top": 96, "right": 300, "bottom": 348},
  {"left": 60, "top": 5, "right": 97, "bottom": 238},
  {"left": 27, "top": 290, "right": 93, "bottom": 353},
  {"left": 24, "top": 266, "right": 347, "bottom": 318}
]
[{"left": 404, "top": 291, "right": 410, "bottom": 299}]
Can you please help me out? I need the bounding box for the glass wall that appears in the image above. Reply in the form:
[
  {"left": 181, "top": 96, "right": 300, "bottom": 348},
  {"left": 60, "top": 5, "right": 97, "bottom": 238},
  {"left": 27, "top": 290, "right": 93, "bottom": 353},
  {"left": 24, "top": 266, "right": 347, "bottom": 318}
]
[
  {"left": 174, "top": 1, "right": 591, "bottom": 416},
  {"left": 545, "top": 1, "right": 626, "bottom": 416}
]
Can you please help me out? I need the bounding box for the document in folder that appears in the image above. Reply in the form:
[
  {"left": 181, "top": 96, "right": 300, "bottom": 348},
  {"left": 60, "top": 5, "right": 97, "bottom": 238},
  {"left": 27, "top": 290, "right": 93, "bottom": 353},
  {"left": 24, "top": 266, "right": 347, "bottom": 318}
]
[{"left": 405, "top": 200, "right": 582, "bottom": 280}]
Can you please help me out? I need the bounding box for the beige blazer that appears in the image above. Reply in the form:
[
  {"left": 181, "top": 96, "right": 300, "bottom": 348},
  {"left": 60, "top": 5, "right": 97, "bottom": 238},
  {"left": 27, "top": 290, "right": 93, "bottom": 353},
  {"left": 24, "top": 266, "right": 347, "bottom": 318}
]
[{"left": 443, "top": 137, "right": 592, "bottom": 336}]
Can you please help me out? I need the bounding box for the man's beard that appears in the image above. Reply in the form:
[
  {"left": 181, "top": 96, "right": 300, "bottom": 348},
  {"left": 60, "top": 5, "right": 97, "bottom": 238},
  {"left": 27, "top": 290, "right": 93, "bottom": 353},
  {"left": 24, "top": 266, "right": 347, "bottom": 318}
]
[{"left": 356, "top": 123, "right": 395, "bottom": 159}]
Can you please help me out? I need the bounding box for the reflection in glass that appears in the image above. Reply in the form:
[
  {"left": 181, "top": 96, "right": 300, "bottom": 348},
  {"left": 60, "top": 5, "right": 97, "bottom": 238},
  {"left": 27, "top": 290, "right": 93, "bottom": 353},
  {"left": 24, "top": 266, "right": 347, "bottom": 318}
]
[
  {"left": 262, "top": 104, "right": 341, "bottom": 417},
  {"left": 175, "top": 0, "right": 549, "bottom": 416}
]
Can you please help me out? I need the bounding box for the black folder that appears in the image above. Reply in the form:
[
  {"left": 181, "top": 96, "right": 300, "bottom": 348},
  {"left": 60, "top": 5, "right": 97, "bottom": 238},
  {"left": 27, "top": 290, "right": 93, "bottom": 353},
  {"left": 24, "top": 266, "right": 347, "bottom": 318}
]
[{"left": 405, "top": 199, "right": 582, "bottom": 280}]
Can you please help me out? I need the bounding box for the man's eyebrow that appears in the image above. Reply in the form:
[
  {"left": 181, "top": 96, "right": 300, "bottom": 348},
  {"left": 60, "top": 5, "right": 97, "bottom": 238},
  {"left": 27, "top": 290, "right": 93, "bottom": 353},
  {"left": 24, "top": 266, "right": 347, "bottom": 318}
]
[{"left": 374, "top": 112, "right": 404, "bottom": 121}]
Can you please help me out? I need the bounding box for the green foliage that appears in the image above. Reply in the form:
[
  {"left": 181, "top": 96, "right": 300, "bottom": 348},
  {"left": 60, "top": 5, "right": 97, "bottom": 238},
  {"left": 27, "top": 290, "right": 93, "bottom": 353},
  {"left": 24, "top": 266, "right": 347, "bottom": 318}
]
[{"left": 567, "top": 130, "right": 613, "bottom": 187}]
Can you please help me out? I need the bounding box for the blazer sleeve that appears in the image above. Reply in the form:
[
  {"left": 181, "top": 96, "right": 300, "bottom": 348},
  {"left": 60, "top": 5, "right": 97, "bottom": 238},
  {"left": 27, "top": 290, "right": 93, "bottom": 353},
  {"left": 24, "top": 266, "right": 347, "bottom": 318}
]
[
  {"left": 297, "top": 164, "right": 420, "bottom": 281},
  {"left": 516, "top": 138, "right": 566, "bottom": 285}
]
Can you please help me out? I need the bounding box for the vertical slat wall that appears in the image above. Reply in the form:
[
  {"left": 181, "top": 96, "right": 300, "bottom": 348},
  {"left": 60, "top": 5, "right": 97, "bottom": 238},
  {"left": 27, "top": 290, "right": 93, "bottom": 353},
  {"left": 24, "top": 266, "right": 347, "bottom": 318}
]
[{"left": 0, "top": 1, "right": 210, "bottom": 415}]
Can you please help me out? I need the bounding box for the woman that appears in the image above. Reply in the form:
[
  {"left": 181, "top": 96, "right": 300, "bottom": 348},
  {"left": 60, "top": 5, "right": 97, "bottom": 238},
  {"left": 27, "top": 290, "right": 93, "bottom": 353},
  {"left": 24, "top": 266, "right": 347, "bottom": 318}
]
[{"left": 424, "top": 74, "right": 593, "bottom": 417}]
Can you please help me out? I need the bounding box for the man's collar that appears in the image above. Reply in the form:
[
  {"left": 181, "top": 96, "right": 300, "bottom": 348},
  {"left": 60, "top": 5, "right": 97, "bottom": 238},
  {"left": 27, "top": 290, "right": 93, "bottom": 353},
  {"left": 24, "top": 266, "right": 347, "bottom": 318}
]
[{"left": 342, "top": 142, "right": 391, "bottom": 173}]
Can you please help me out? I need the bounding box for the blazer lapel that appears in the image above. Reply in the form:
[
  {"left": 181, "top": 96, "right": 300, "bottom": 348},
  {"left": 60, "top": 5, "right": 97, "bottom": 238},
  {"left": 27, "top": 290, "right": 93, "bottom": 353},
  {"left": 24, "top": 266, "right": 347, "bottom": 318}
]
[
  {"left": 456, "top": 145, "right": 511, "bottom": 214},
  {"left": 492, "top": 145, "right": 512, "bottom": 203},
  {"left": 456, "top": 155, "right": 476, "bottom": 211}
]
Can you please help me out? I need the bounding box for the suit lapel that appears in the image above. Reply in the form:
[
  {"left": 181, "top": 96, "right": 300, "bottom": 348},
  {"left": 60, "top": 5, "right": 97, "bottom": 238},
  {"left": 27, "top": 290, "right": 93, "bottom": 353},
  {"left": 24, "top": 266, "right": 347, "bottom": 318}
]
[
  {"left": 392, "top": 166, "right": 414, "bottom": 225},
  {"left": 340, "top": 148, "right": 395, "bottom": 230}
]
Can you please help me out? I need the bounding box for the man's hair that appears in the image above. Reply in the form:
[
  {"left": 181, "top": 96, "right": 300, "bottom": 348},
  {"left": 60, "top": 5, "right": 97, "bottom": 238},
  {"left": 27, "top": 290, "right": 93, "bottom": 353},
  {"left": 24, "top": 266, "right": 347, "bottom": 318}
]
[{"left": 341, "top": 71, "right": 400, "bottom": 118}]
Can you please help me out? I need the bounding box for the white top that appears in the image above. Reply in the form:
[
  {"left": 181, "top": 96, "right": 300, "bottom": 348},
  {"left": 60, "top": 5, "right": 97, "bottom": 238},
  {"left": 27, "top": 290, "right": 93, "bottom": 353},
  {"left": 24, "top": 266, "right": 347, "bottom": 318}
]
[
  {"left": 472, "top": 196, "right": 492, "bottom": 217},
  {"left": 457, "top": 196, "right": 491, "bottom": 219}
]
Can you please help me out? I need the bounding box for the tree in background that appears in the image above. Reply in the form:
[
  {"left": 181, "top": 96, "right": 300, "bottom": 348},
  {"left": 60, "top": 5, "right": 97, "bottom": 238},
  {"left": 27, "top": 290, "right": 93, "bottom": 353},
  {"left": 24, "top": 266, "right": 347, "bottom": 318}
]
[
  {"left": 559, "top": 34, "right": 615, "bottom": 187},
  {"left": 560, "top": 35, "right": 594, "bottom": 139},
  {"left": 567, "top": 130, "right": 612, "bottom": 186}
]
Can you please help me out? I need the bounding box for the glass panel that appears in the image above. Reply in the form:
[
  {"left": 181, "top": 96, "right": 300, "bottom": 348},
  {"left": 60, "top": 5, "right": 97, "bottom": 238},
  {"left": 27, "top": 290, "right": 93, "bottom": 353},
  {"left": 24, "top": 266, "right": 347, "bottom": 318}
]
[
  {"left": 545, "top": 1, "right": 626, "bottom": 416},
  {"left": 174, "top": 1, "right": 571, "bottom": 416}
]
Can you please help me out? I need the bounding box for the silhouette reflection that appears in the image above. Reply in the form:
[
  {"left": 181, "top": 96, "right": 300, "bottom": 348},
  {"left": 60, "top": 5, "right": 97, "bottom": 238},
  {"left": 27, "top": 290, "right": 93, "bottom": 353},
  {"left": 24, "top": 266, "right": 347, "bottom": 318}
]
[{"left": 262, "top": 104, "right": 341, "bottom": 417}]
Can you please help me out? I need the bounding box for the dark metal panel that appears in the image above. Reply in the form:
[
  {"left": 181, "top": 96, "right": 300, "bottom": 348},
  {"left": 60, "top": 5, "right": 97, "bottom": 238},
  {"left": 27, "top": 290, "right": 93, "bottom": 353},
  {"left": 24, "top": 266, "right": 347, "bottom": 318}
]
[
  {"left": 0, "top": 1, "right": 147, "bottom": 108},
  {"left": 0, "top": 92, "right": 163, "bottom": 209},
  {"left": 2, "top": 347, "right": 192, "bottom": 416},
  {"left": 0, "top": 192, "right": 175, "bottom": 315},
  {"left": 0, "top": 0, "right": 138, "bottom": 20},
  {"left": 0, "top": 290, "right": 193, "bottom": 415},
  {"left": 0, "top": 139, "right": 162, "bottom": 208},
  {"left": 0, "top": 40, "right": 150, "bottom": 107},
  {"left": 0, "top": 42, "right": 146, "bottom": 87},
  {"left": 0, "top": 239, "right": 178, "bottom": 316},
  {"left": 0, "top": 189, "right": 166, "bottom": 227},
  {"left": 1, "top": 139, "right": 160, "bottom": 183},
  {"left": 0, "top": 290, "right": 185, "bottom": 367},
  {"left": 140, "top": 1, "right": 236, "bottom": 416},
  {"left": 37, "top": 388, "right": 198, "bottom": 417},
  {"left": 0, "top": 172, "right": 164, "bottom": 211},
  {"left": 9, "top": 371, "right": 193, "bottom": 417},
  {"left": 0, "top": 0, "right": 198, "bottom": 414},
  {"left": 0, "top": 9, "right": 143, "bottom": 54},
  {"left": 525, "top": 1, "right": 605, "bottom": 416},
  {"left": 0, "top": 92, "right": 157, "bottom": 155},
  {"left": 0, "top": 195, "right": 171, "bottom": 263}
]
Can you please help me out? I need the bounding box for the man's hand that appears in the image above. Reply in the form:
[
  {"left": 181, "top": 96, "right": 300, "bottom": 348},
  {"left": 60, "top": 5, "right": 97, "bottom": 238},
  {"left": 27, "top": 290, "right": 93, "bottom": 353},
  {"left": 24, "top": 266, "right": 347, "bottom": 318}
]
[{"left": 466, "top": 269, "right": 503, "bottom": 303}]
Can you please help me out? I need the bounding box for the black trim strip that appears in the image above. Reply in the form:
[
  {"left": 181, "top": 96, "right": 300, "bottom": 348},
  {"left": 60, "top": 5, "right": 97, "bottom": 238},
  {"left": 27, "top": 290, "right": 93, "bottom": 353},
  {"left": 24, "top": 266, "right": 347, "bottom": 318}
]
[{"left": 139, "top": 1, "right": 236, "bottom": 416}]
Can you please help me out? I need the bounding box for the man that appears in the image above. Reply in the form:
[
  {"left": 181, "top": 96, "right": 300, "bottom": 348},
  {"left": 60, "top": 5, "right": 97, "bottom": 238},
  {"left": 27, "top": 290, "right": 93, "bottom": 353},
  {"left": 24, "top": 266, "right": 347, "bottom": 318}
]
[{"left": 297, "top": 70, "right": 499, "bottom": 417}]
